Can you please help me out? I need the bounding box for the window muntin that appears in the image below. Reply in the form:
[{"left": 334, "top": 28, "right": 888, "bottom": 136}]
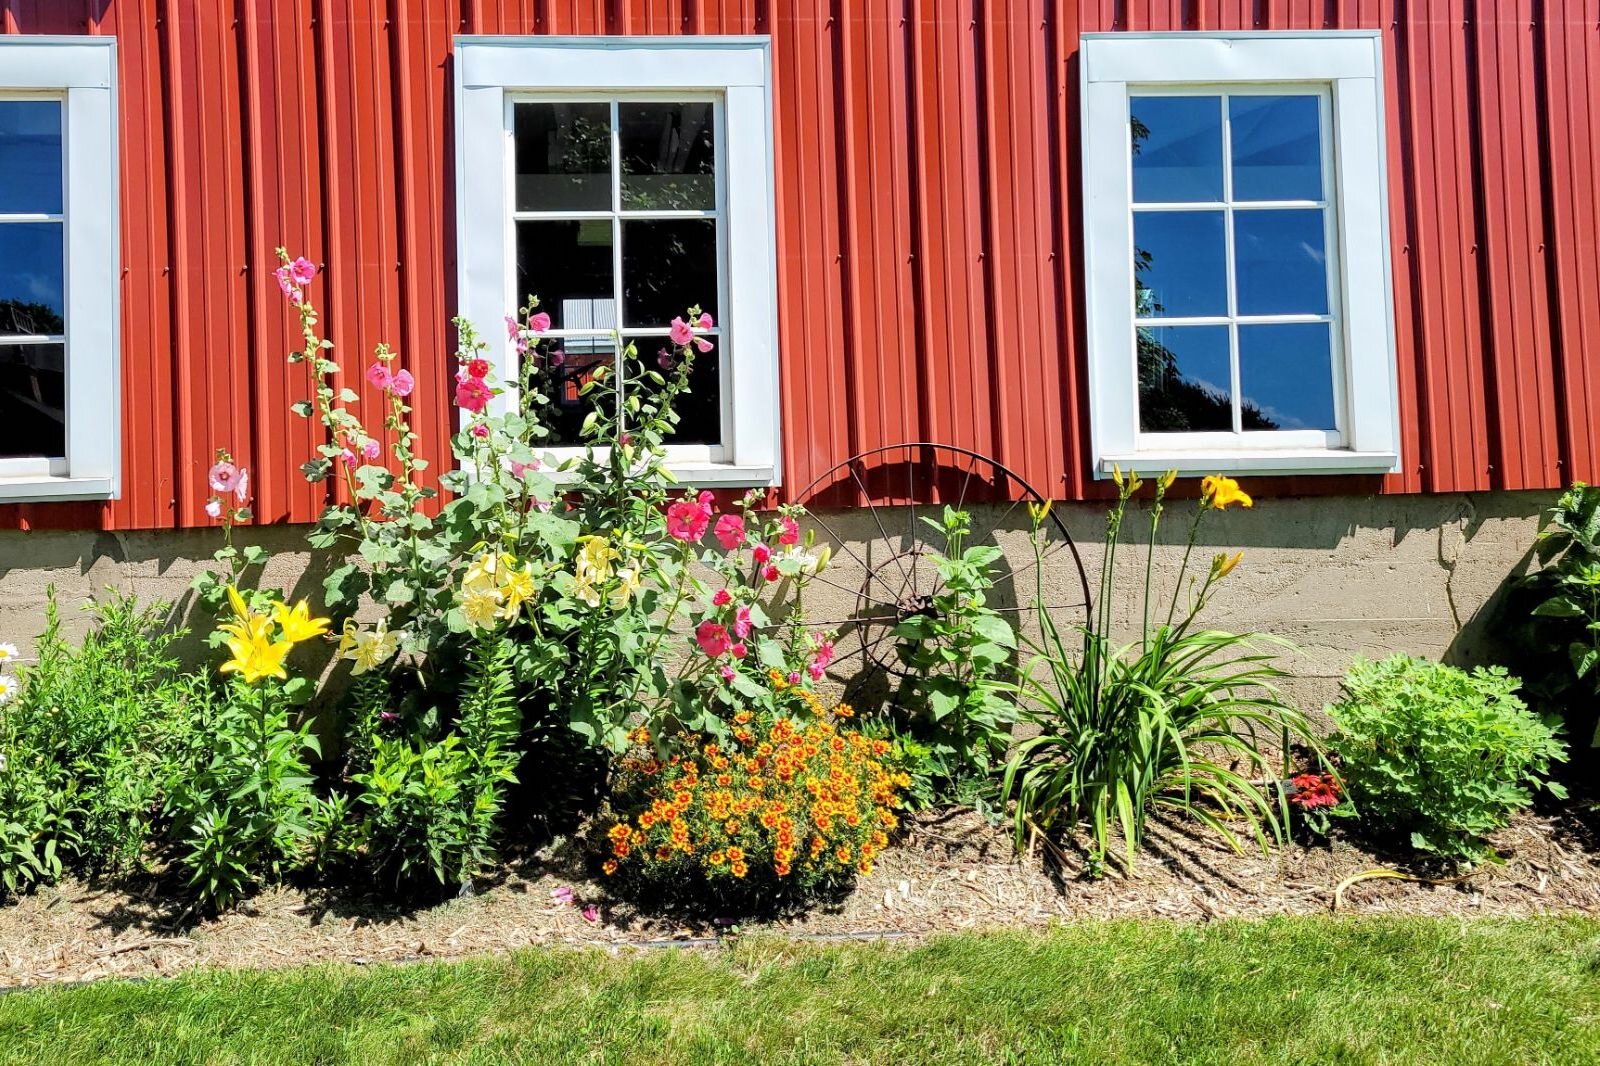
[
  {"left": 511, "top": 96, "right": 728, "bottom": 452},
  {"left": 1131, "top": 88, "right": 1341, "bottom": 443},
  {"left": 0, "top": 97, "right": 66, "bottom": 466}
]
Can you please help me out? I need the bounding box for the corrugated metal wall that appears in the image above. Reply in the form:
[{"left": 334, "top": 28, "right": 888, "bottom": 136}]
[{"left": 2, "top": 1, "right": 1597, "bottom": 530}]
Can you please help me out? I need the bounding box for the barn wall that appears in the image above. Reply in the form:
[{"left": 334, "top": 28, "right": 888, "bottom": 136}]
[{"left": 0, "top": 2, "right": 1595, "bottom": 533}]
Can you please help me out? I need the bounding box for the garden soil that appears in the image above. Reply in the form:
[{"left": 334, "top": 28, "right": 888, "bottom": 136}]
[{"left": 3, "top": 802, "right": 1597, "bottom": 990}]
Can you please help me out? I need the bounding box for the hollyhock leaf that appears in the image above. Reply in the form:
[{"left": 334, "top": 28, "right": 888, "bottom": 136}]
[
  {"left": 300, "top": 458, "right": 333, "bottom": 483},
  {"left": 291, "top": 401, "right": 313, "bottom": 418},
  {"left": 339, "top": 388, "right": 360, "bottom": 403},
  {"left": 385, "top": 580, "right": 415, "bottom": 606},
  {"left": 242, "top": 545, "right": 269, "bottom": 566}
]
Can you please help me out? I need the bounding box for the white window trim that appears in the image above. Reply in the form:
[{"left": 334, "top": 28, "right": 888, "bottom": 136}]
[
  {"left": 453, "top": 36, "right": 780, "bottom": 488},
  {"left": 0, "top": 36, "right": 119, "bottom": 502},
  {"left": 1081, "top": 31, "right": 1400, "bottom": 478}
]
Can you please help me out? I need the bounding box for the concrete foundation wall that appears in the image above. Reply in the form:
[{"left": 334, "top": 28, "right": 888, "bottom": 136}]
[{"left": 0, "top": 490, "right": 1554, "bottom": 714}]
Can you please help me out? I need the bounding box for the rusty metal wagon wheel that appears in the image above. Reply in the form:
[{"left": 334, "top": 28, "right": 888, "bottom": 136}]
[{"left": 793, "top": 443, "right": 1093, "bottom": 695}]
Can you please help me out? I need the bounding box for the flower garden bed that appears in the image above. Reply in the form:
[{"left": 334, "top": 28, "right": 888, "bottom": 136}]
[{"left": 3, "top": 801, "right": 1596, "bottom": 991}]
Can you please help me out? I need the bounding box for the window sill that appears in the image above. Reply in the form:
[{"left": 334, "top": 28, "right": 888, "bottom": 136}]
[
  {"left": 0, "top": 474, "right": 115, "bottom": 502},
  {"left": 663, "top": 462, "right": 778, "bottom": 488},
  {"left": 1096, "top": 450, "right": 1398, "bottom": 478}
]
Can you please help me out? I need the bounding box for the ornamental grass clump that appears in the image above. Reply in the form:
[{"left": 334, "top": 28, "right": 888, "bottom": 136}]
[
  {"left": 1328, "top": 654, "right": 1567, "bottom": 862},
  {"left": 1004, "top": 472, "right": 1322, "bottom": 874},
  {"left": 604, "top": 693, "right": 908, "bottom": 910}
]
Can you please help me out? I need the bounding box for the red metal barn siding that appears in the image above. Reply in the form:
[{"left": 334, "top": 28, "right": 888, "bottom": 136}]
[{"left": 0, "top": 2, "right": 1597, "bottom": 531}]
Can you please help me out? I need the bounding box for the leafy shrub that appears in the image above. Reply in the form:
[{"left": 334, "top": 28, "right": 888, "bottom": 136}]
[
  {"left": 1509, "top": 482, "right": 1600, "bottom": 747},
  {"left": 891, "top": 506, "right": 1018, "bottom": 812},
  {"left": 1005, "top": 472, "right": 1319, "bottom": 874},
  {"left": 1328, "top": 655, "right": 1568, "bottom": 861},
  {"left": 604, "top": 696, "right": 908, "bottom": 909},
  {"left": 344, "top": 636, "right": 521, "bottom": 892},
  {"left": 0, "top": 590, "right": 195, "bottom": 890}
]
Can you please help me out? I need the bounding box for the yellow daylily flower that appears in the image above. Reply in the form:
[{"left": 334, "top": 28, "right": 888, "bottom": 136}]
[
  {"left": 1201, "top": 475, "right": 1253, "bottom": 510},
  {"left": 460, "top": 587, "right": 503, "bottom": 630},
  {"left": 1213, "top": 551, "right": 1244, "bottom": 579},
  {"left": 463, "top": 550, "right": 515, "bottom": 595},
  {"left": 497, "top": 562, "right": 539, "bottom": 617},
  {"left": 339, "top": 620, "right": 400, "bottom": 674},
  {"left": 1157, "top": 469, "right": 1178, "bottom": 492},
  {"left": 607, "top": 566, "right": 643, "bottom": 610},
  {"left": 571, "top": 569, "right": 603, "bottom": 609},
  {"left": 1026, "top": 500, "right": 1053, "bottom": 526},
  {"left": 575, "top": 535, "right": 617, "bottom": 584},
  {"left": 272, "top": 599, "right": 331, "bottom": 644}
]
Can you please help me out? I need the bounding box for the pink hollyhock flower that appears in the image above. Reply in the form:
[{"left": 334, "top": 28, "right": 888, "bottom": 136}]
[
  {"left": 581, "top": 904, "right": 600, "bottom": 924},
  {"left": 694, "top": 336, "right": 714, "bottom": 353},
  {"left": 340, "top": 447, "right": 358, "bottom": 468},
  {"left": 379, "top": 710, "right": 399, "bottom": 723},
  {"left": 733, "top": 606, "right": 752, "bottom": 639},
  {"left": 204, "top": 498, "right": 223, "bottom": 519},
  {"left": 456, "top": 376, "right": 492, "bottom": 414},
  {"left": 550, "top": 885, "right": 575, "bottom": 905},
  {"left": 697, "top": 313, "right": 714, "bottom": 331},
  {"left": 720, "top": 665, "right": 737, "bottom": 682},
  {"left": 505, "top": 315, "right": 521, "bottom": 341},
  {"left": 731, "top": 642, "right": 747, "bottom": 660},
  {"left": 466, "top": 358, "right": 490, "bottom": 380},
  {"left": 549, "top": 348, "right": 565, "bottom": 366},
  {"left": 390, "top": 370, "right": 415, "bottom": 397},
  {"left": 361, "top": 439, "right": 381, "bottom": 461},
  {"left": 273, "top": 265, "right": 295, "bottom": 298},
  {"left": 764, "top": 565, "right": 780, "bottom": 583},
  {"left": 514, "top": 334, "right": 531, "bottom": 356},
  {"left": 712, "top": 588, "right": 732, "bottom": 607},
  {"left": 669, "top": 316, "right": 693, "bottom": 346},
  {"left": 529, "top": 311, "right": 551, "bottom": 333},
  {"left": 751, "top": 543, "right": 772, "bottom": 565},
  {"left": 365, "top": 362, "right": 393, "bottom": 391},
  {"left": 289, "top": 257, "right": 317, "bottom": 285},
  {"left": 808, "top": 640, "right": 835, "bottom": 681},
  {"left": 470, "top": 423, "right": 489, "bottom": 439},
  {"left": 787, "top": 671, "right": 801, "bottom": 686},
  {"left": 778, "top": 516, "right": 800, "bottom": 546},
  {"left": 657, "top": 348, "right": 673, "bottom": 369},
  {"left": 208, "top": 461, "right": 241, "bottom": 494},
  {"left": 696, "top": 621, "right": 731, "bottom": 658},
  {"left": 233, "top": 468, "right": 250, "bottom": 504},
  {"left": 666, "top": 499, "right": 711, "bottom": 542},
  {"left": 714, "top": 513, "right": 747, "bottom": 550}
]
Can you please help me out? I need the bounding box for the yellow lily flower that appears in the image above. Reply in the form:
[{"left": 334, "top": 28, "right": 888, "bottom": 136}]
[
  {"left": 497, "top": 562, "right": 539, "bottom": 617},
  {"left": 607, "top": 566, "right": 643, "bottom": 610},
  {"left": 272, "top": 599, "right": 331, "bottom": 644},
  {"left": 1213, "top": 550, "right": 1244, "bottom": 579},
  {"left": 339, "top": 620, "right": 400, "bottom": 674},
  {"left": 1201, "top": 475, "right": 1253, "bottom": 510},
  {"left": 575, "top": 535, "right": 617, "bottom": 584},
  {"left": 220, "top": 631, "right": 293, "bottom": 684},
  {"left": 460, "top": 587, "right": 503, "bottom": 630},
  {"left": 1026, "top": 500, "right": 1053, "bottom": 525}
]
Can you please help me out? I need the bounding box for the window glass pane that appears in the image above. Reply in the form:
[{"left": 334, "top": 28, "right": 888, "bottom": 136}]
[
  {"left": 0, "top": 101, "right": 62, "bottom": 215},
  {"left": 0, "top": 342, "right": 64, "bottom": 457},
  {"left": 1229, "top": 95, "right": 1322, "bottom": 202},
  {"left": 1137, "top": 325, "right": 1233, "bottom": 433},
  {"left": 516, "top": 219, "right": 615, "bottom": 332},
  {"left": 1234, "top": 209, "right": 1329, "bottom": 316},
  {"left": 621, "top": 219, "right": 718, "bottom": 327},
  {"left": 1133, "top": 211, "right": 1226, "bottom": 318},
  {"left": 1131, "top": 96, "right": 1223, "bottom": 203},
  {"left": 525, "top": 335, "right": 618, "bottom": 447},
  {"left": 0, "top": 222, "right": 64, "bottom": 336},
  {"left": 513, "top": 102, "right": 612, "bottom": 212},
  {"left": 653, "top": 343, "right": 722, "bottom": 446},
  {"left": 1239, "top": 322, "right": 1335, "bottom": 430},
  {"left": 620, "top": 102, "right": 715, "bottom": 210}
]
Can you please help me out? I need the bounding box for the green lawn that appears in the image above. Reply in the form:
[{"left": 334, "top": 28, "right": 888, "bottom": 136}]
[{"left": 2, "top": 917, "right": 1597, "bottom": 1065}]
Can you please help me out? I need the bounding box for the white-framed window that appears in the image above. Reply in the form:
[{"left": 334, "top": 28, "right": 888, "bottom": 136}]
[
  {"left": 1081, "top": 31, "right": 1399, "bottom": 477},
  {"left": 454, "top": 36, "right": 779, "bottom": 486},
  {"left": 0, "top": 37, "right": 118, "bottom": 501}
]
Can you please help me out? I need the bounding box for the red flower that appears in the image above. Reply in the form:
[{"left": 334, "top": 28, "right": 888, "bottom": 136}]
[
  {"left": 696, "top": 621, "right": 731, "bottom": 658},
  {"left": 466, "top": 357, "right": 491, "bottom": 380},
  {"left": 455, "top": 376, "right": 493, "bottom": 414},
  {"left": 666, "top": 498, "right": 712, "bottom": 542},
  {"left": 1287, "top": 772, "right": 1341, "bottom": 810}
]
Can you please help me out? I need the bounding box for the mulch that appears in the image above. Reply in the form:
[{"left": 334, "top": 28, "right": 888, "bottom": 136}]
[{"left": 2, "top": 800, "right": 1597, "bottom": 990}]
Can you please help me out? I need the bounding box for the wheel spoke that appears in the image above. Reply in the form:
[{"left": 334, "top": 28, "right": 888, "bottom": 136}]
[{"left": 848, "top": 463, "right": 915, "bottom": 589}]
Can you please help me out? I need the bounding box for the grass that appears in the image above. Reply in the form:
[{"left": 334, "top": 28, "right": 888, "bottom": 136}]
[{"left": 2, "top": 917, "right": 1598, "bottom": 1064}]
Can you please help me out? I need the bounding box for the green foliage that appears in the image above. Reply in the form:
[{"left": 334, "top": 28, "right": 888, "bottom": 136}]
[
  {"left": 1510, "top": 482, "right": 1600, "bottom": 746},
  {"left": 162, "top": 678, "right": 320, "bottom": 910},
  {"left": 346, "top": 636, "right": 522, "bottom": 891},
  {"left": 892, "top": 506, "right": 1018, "bottom": 812},
  {"left": 1328, "top": 654, "right": 1568, "bottom": 861},
  {"left": 1005, "top": 474, "right": 1318, "bottom": 874}
]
